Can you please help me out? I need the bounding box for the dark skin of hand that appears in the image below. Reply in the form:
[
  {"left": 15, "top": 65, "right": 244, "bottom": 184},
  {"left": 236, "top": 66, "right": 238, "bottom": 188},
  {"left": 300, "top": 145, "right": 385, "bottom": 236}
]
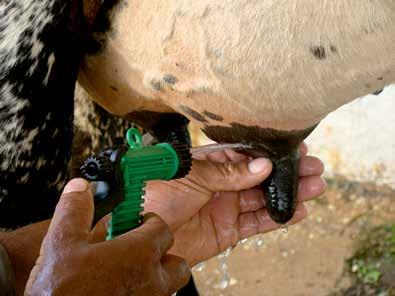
[
  {"left": 24, "top": 180, "right": 190, "bottom": 296},
  {"left": 146, "top": 143, "right": 325, "bottom": 265},
  {"left": 0, "top": 144, "right": 325, "bottom": 294}
]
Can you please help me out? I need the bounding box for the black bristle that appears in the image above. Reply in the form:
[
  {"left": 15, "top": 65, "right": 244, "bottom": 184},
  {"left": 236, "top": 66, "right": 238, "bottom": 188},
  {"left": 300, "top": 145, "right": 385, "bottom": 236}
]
[{"left": 171, "top": 143, "right": 192, "bottom": 179}]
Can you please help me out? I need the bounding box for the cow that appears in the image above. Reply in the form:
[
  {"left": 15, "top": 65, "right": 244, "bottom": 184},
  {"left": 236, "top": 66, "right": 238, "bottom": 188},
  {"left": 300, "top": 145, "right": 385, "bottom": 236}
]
[
  {"left": 0, "top": 0, "right": 393, "bottom": 293},
  {"left": 1, "top": 0, "right": 394, "bottom": 227},
  {"left": 0, "top": 0, "right": 196, "bottom": 228},
  {"left": 78, "top": 0, "right": 395, "bottom": 223}
]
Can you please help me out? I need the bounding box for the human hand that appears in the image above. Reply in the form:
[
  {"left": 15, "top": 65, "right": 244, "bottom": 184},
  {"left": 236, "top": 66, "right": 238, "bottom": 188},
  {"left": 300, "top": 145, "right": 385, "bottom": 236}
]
[
  {"left": 25, "top": 179, "right": 190, "bottom": 296},
  {"left": 144, "top": 143, "right": 325, "bottom": 266},
  {"left": 0, "top": 199, "right": 118, "bottom": 295}
]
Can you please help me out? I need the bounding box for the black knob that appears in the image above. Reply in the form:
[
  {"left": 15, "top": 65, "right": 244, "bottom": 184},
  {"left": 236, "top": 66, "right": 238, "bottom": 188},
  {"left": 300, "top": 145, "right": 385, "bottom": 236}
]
[{"left": 80, "top": 155, "right": 113, "bottom": 181}]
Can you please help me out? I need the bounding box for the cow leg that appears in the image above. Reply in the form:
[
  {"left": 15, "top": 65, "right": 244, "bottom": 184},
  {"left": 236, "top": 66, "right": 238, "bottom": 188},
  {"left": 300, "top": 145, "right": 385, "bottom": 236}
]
[{"left": 0, "top": 0, "right": 88, "bottom": 228}]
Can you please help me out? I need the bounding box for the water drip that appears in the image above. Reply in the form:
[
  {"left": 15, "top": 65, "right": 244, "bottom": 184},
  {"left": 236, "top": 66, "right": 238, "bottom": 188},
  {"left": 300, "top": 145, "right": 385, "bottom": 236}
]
[
  {"left": 215, "top": 247, "right": 233, "bottom": 289},
  {"left": 192, "top": 261, "right": 206, "bottom": 272},
  {"left": 280, "top": 225, "right": 289, "bottom": 233}
]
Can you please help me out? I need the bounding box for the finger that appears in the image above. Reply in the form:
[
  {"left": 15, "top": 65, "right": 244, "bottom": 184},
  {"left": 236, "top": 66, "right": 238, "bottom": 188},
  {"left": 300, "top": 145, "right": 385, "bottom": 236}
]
[
  {"left": 224, "top": 149, "right": 250, "bottom": 162},
  {"left": 239, "top": 174, "right": 325, "bottom": 209},
  {"left": 193, "top": 149, "right": 250, "bottom": 163},
  {"left": 88, "top": 215, "right": 110, "bottom": 243},
  {"left": 119, "top": 213, "right": 173, "bottom": 257},
  {"left": 47, "top": 178, "right": 93, "bottom": 245},
  {"left": 161, "top": 255, "right": 191, "bottom": 295},
  {"left": 192, "top": 148, "right": 227, "bottom": 161},
  {"left": 188, "top": 158, "right": 272, "bottom": 192},
  {"left": 217, "top": 188, "right": 265, "bottom": 216},
  {"left": 206, "top": 149, "right": 251, "bottom": 163},
  {"left": 238, "top": 203, "right": 308, "bottom": 239},
  {"left": 297, "top": 176, "right": 327, "bottom": 202},
  {"left": 299, "top": 156, "right": 324, "bottom": 177},
  {"left": 238, "top": 175, "right": 325, "bottom": 210},
  {"left": 299, "top": 142, "right": 308, "bottom": 156},
  {"left": 206, "top": 151, "right": 231, "bottom": 163},
  {"left": 239, "top": 188, "right": 265, "bottom": 213}
]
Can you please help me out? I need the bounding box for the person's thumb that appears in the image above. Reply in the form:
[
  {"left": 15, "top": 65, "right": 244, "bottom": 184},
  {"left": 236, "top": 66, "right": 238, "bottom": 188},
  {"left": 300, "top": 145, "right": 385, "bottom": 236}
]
[
  {"left": 188, "top": 158, "right": 272, "bottom": 192},
  {"left": 47, "top": 178, "right": 94, "bottom": 245}
]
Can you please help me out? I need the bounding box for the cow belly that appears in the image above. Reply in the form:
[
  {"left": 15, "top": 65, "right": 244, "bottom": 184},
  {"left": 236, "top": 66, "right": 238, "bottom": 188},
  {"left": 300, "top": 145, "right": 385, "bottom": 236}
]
[{"left": 79, "top": 0, "right": 394, "bottom": 131}]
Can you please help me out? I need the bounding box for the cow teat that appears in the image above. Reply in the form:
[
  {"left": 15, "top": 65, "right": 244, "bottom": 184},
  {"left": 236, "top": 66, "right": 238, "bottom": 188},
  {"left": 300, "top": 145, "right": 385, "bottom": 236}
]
[{"left": 202, "top": 123, "right": 318, "bottom": 224}]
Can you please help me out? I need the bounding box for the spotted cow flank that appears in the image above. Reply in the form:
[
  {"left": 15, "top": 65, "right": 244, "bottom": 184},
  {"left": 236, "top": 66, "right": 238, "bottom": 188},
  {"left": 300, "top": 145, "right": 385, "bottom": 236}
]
[{"left": 0, "top": 0, "right": 83, "bottom": 227}]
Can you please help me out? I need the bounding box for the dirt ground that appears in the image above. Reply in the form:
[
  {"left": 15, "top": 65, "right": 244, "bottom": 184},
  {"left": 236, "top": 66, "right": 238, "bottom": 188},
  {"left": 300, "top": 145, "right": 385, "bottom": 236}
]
[{"left": 192, "top": 177, "right": 395, "bottom": 296}]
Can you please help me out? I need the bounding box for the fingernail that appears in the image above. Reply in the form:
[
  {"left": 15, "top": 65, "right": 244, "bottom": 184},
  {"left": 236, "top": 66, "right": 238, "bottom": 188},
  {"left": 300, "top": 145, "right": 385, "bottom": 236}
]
[
  {"left": 248, "top": 158, "right": 271, "bottom": 174},
  {"left": 63, "top": 178, "right": 89, "bottom": 194}
]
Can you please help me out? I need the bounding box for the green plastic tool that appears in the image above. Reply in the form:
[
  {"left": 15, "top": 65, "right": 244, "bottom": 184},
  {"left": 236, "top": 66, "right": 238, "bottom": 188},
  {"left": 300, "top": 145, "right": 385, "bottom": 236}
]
[{"left": 80, "top": 128, "right": 192, "bottom": 239}]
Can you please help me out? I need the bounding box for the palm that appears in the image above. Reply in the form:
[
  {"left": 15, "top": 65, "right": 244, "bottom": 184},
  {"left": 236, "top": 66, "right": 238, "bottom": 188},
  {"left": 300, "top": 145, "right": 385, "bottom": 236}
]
[
  {"left": 170, "top": 190, "right": 247, "bottom": 266},
  {"left": 144, "top": 145, "right": 325, "bottom": 266}
]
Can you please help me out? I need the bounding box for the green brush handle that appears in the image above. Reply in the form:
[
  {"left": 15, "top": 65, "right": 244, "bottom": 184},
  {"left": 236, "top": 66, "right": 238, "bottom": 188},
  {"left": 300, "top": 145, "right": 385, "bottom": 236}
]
[{"left": 106, "top": 128, "right": 190, "bottom": 239}]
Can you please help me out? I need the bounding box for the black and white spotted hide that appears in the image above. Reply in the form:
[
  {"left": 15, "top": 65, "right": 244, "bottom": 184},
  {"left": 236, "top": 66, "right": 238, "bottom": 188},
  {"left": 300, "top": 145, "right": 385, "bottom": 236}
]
[
  {"left": 0, "top": 0, "right": 87, "bottom": 227},
  {"left": 72, "top": 85, "right": 131, "bottom": 177}
]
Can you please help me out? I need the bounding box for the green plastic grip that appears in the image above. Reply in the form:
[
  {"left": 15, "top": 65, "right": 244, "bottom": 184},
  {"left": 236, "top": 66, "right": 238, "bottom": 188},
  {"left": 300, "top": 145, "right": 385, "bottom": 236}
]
[{"left": 106, "top": 128, "right": 181, "bottom": 239}]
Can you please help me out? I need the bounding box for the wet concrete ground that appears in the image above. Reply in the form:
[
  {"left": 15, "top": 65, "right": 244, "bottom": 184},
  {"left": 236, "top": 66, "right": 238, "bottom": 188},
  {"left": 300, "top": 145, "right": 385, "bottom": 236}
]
[{"left": 192, "top": 177, "right": 395, "bottom": 296}]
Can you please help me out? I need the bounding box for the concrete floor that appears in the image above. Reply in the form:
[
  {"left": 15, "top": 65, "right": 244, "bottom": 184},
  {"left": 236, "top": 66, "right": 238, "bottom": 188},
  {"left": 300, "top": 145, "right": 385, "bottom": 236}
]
[{"left": 193, "top": 178, "right": 395, "bottom": 296}]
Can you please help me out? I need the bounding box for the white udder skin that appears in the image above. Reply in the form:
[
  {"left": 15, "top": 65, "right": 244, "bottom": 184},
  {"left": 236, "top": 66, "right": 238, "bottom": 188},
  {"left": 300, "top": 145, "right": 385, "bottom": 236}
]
[{"left": 79, "top": 0, "right": 395, "bottom": 131}]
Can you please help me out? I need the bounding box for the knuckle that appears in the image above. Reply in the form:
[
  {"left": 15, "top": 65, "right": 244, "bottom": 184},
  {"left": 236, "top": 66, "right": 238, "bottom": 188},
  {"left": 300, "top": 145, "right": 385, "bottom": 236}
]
[
  {"left": 223, "top": 162, "right": 236, "bottom": 175},
  {"left": 151, "top": 216, "right": 173, "bottom": 245},
  {"left": 159, "top": 222, "right": 173, "bottom": 243},
  {"left": 218, "top": 162, "right": 237, "bottom": 182},
  {"left": 218, "top": 162, "right": 245, "bottom": 190}
]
